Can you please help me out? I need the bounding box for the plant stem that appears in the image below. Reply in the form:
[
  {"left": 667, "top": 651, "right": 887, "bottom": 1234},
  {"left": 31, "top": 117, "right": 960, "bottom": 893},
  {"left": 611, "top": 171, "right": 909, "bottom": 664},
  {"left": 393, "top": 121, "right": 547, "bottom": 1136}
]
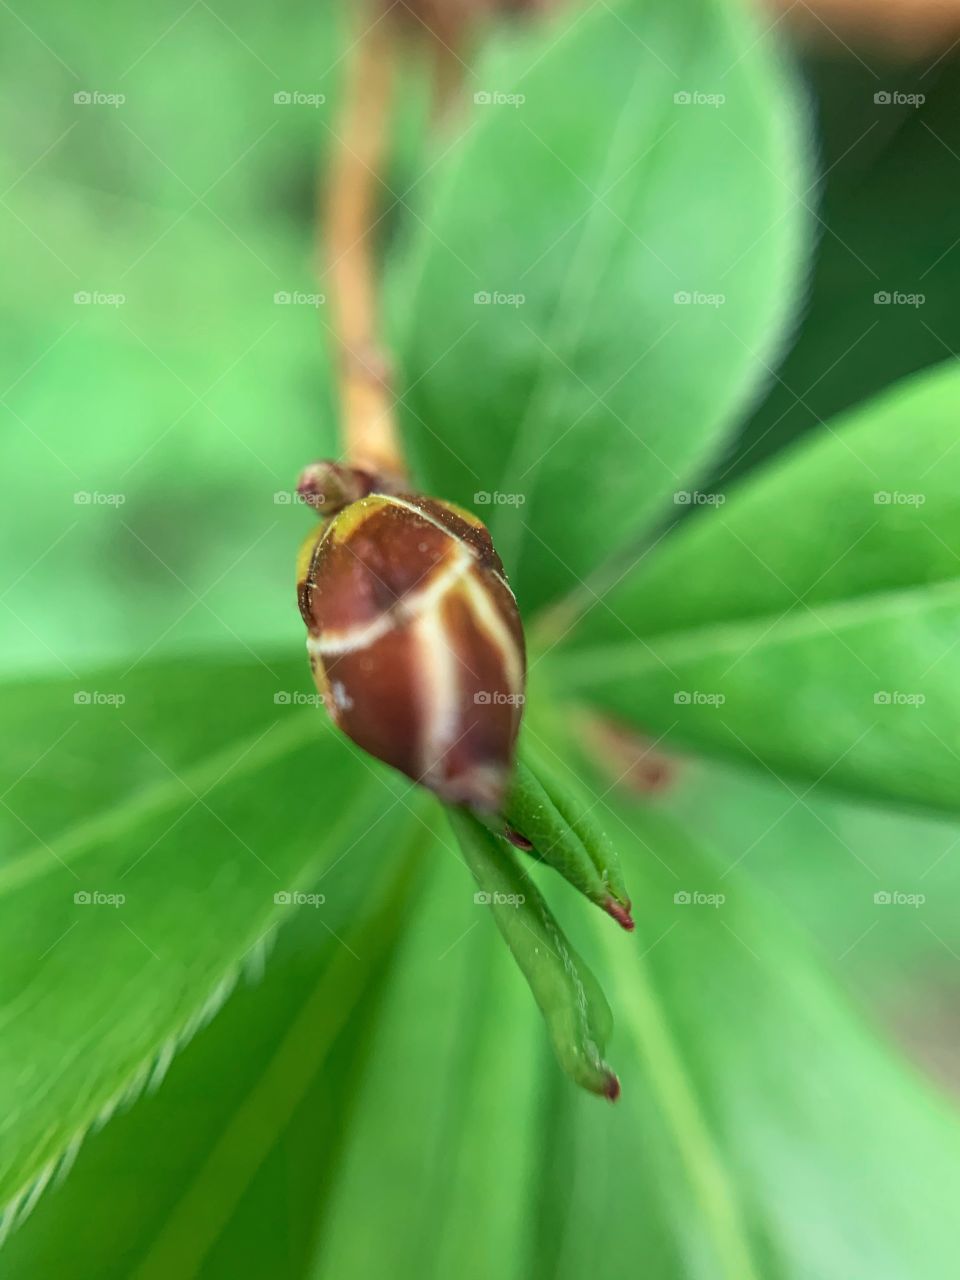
[{"left": 321, "top": 6, "right": 408, "bottom": 484}]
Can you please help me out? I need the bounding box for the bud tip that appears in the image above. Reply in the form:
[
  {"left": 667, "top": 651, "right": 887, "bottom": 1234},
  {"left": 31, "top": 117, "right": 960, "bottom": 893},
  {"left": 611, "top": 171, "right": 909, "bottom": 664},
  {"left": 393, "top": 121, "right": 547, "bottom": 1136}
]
[{"left": 603, "top": 1072, "right": 621, "bottom": 1102}]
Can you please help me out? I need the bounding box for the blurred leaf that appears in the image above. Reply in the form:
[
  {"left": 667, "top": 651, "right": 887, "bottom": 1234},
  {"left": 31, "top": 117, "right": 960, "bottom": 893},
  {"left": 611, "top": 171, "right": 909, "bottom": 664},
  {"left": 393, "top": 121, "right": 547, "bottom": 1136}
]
[
  {"left": 0, "top": 1, "right": 351, "bottom": 673},
  {"left": 389, "top": 0, "right": 810, "bottom": 614},
  {"left": 561, "top": 795, "right": 960, "bottom": 1280},
  {"left": 660, "top": 755, "right": 960, "bottom": 1076},
  {"left": 558, "top": 361, "right": 960, "bottom": 813},
  {"left": 311, "top": 739, "right": 960, "bottom": 1280},
  {"left": 0, "top": 828, "right": 428, "bottom": 1278},
  {"left": 310, "top": 849, "right": 548, "bottom": 1280},
  {"left": 0, "top": 653, "right": 419, "bottom": 1229},
  {"left": 726, "top": 55, "right": 960, "bottom": 483}
]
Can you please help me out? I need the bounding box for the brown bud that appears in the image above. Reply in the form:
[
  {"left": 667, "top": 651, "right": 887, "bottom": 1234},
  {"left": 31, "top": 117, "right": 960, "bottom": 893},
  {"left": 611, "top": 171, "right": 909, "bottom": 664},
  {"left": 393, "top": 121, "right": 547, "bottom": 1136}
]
[{"left": 297, "top": 488, "right": 526, "bottom": 812}]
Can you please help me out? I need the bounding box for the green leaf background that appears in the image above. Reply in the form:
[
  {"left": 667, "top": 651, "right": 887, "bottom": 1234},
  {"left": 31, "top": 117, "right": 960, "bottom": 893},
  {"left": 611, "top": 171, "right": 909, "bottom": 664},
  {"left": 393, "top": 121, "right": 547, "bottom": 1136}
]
[{"left": 3, "top": 0, "right": 960, "bottom": 1276}]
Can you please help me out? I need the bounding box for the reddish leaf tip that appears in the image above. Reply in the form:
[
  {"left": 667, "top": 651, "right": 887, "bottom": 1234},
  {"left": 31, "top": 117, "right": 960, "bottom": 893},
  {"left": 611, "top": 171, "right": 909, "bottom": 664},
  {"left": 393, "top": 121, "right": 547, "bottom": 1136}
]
[
  {"left": 603, "top": 1072, "right": 621, "bottom": 1102},
  {"left": 603, "top": 898, "right": 635, "bottom": 932}
]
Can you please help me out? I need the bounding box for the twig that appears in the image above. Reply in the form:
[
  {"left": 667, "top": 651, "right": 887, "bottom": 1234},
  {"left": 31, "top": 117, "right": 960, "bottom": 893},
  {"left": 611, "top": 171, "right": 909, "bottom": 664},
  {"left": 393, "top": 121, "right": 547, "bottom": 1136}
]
[{"left": 321, "top": 5, "right": 408, "bottom": 484}]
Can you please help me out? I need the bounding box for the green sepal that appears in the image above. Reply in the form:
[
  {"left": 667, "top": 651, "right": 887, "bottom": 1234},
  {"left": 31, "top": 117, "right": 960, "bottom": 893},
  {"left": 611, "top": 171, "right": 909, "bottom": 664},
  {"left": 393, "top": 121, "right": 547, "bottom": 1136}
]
[
  {"left": 448, "top": 809, "right": 619, "bottom": 1100},
  {"left": 498, "top": 742, "right": 633, "bottom": 930}
]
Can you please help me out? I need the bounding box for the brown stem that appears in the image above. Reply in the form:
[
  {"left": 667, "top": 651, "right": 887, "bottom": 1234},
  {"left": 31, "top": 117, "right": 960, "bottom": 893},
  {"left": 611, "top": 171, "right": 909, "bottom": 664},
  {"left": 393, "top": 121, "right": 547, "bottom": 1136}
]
[{"left": 321, "top": 6, "right": 408, "bottom": 485}]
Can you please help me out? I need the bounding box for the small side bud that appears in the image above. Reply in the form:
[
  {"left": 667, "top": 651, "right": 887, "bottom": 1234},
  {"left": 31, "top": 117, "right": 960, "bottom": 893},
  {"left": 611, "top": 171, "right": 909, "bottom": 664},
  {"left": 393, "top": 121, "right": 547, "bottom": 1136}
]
[
  {"left": 295, "top": 461, "right": 380, "bottom": 515},
  {"left": 297, "top": 482, "right": 526, "bottom": 812}
]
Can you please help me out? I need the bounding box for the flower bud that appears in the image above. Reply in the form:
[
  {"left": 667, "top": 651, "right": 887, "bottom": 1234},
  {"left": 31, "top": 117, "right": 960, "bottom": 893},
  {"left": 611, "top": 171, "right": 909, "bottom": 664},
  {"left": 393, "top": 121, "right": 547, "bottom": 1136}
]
[{"left": 297, "top": 484, "right": 526, "bottom": 812}]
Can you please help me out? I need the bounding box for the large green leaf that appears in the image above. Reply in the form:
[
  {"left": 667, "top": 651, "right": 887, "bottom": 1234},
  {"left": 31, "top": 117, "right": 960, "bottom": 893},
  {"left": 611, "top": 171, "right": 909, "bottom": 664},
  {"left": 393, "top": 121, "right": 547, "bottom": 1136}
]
[
  {"left": 566, "top": 800, "right": 960, "bottom": 1280},
  {"left": 0, "top": 653, "right": 421, "bottom": 1229},
  {"left": 7, "top": 701, "right": 960, "bottom": 1279},
  {"left": 557, "top": 361, "right": 960, "bottom": 813},
  {"left": 662, "top": 756, "right": 960, "bottom": 1047},
  {"left": 0, "top": 828, "right": 428, "bottom": 1277},
  {"left": 389, "top": 0, "right": 809, "bottom": 614},
  {"left": 315, "top": 737, "right": 960, "bottom": 1280},
  {"left": 312, "top": 851, "right": 546, "bottom": 1280}
]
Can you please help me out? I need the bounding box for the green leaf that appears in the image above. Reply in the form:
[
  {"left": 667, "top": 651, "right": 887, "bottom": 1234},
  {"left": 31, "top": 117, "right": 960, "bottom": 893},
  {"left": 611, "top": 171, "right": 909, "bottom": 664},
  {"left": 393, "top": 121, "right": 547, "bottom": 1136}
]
[
  {"left": 558, "top": 797, "right": 960, "bottom": 1280},
  {"left": 0, "top": 827, "right": 428, "bottom": 1278},
  {"left": 389, "top": 0, "right": 809, "bottom": 613},
  {"left": 662, "top": 755, "right": 960, "bottom": 1026},
  {"left": 0, "top": 653, "right": 419, "bottom": 1228},
  {"left": 557, "top": 361, "right": 960, "bottom": 813},
  {"left": 311, "top": 850, "right": 547, "bottom": 1280},
  {"left": 448, "top": 808, "right": 617, "bottom": 1098},
  {"left": 316, "top": 748, "right": 960, "bottom": 1280}
]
